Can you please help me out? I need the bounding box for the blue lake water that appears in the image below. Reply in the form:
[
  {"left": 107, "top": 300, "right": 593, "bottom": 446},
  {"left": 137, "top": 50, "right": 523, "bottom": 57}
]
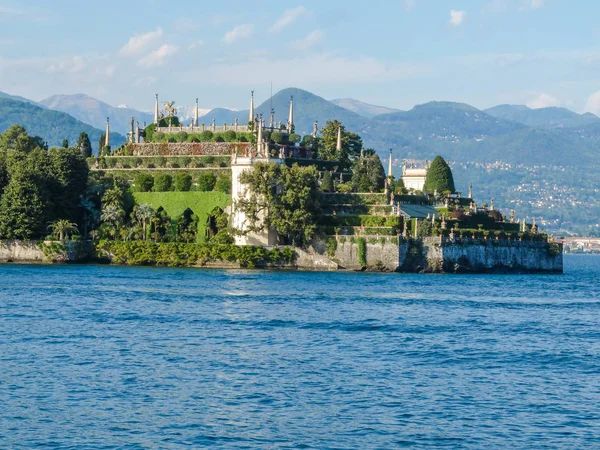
[{"left": 1, "top": 256, "right": 599, "bottom": 449}]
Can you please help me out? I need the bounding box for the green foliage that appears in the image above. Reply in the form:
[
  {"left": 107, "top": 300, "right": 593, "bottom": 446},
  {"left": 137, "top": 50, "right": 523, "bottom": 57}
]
[
  {"left": 0, "top": 127, "right": 89, "bottom": 239},
  {"left": 424, "top": 155, "right": 455, "bottom": 194},
  {"left": 133, "top": 173, "right": 154, "bottom": 192},
  {"left": 158, "top": 116, "right": 180, "bottom": 127},
  {"left": 174, "top": 173, "right": 192, "bottom": 192},
  {"left": 237, "top": 162, "right": 321, "bottom": 246},
  {"left": 289, "top": 133, "right": 301, "bottom": 145},
  {"left": 326, "top": 237, "right": 338, "bottom": 258},
  {"left": 351, "top": 153, "right": 386, "bottom": 192},
  {"left": 95, "top": 241, "right": 296, "bottom": 268},
  {"left": 318, "top": 119, "right": 363, "bottom": 168},
  {"left": 153, "top": 173, "right": 172, "bottom": 192},
  {"left": 271, "top": 131, "right": 283, "bottom": 144},
  {"left": 321, "top": 171, "right": 334, "bottom": 192},
  {"left": 47, "top": 219, "right": 79, "bottom": 241},
  {"left": 133, "top": 191, "right": 231, "bottom": 242},
  {"left": 357, "top": 237, "right": 367, "bottom": 266},
  {"left": 214, "top": 174, "right": 232, "bottom": 194},
  {"left": 197, "top": 172, "right": 217, "bottom": 192},
  {"left": 200, "top": 130, "right": 214, "bottom": 141}
]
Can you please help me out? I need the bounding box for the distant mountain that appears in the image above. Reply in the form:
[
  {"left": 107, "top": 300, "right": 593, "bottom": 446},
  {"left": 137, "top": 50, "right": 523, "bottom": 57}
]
[
  {"left": 0, "top": 97, "right": 125, "bottom": 151},
  {"left": 200, "top": 87, "right": 368, "bottom": 136},
  {"left": 0, "top": 90, "right": 43, "bottom": 107},
  {"left": 485, "top": 104, "right": 600, "bottom": 129},
  {"left": 330, "top": 98, "right": 400, "bottom": 118},
  {"left": 365, "top": 101, "right": 597, "bottom": 167},
  {"left": 39, "top": 94, "right": 154, "bottom": 136}
]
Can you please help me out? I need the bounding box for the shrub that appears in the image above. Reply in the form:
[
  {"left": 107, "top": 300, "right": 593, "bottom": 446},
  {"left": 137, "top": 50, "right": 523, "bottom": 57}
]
[
  {"left": 357, "top": 238, "right": 367, "bottom": 267},
  {"left": 197, "top": 172, "right": 217, "bottom": 192},
  {"left": 214, "top": 135, "right": 225, "bottom": 143},
  {"left": 154, "top": 132, "right": 165, "bottom": 141},
  {"left": 239, "top": 136, "right": 248, "bottom": 142},
  {"left": 134, "top": 173, "right": 154, "bottom": 192},
  {"left": 271, "top": 131, "right": 283, "bottom": 144},
  {"left": 200, "top": 130, "right": 214, "bottom": 141},
  {"left": 175, "top": 132, "right": 188, "bottom": 143},
  {"left": 215, "top": 175, "right": 232, "bottom": 194},
  {"left": 153, "top": 174, "right": 173, "bottom": 192},
  {"left": 224, "top": 130, "right": 237, "bottom": 142},
  {"left": 289, "top": 133, "right": 301, "bottom": 145},
  {"left": 174, "top": 173, "right": 192, "bottom": 192}
]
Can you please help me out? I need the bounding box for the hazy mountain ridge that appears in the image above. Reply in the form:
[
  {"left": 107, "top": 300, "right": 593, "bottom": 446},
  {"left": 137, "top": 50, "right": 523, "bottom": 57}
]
[
  {"left": 329, "top": 98, "right": 400, "bottom": 118},
  {"left": 40, "top": 94, "right": 154, "bottom": 136},
  {"left": 0, "top": 98, "right": 125, "bottom": 151}
]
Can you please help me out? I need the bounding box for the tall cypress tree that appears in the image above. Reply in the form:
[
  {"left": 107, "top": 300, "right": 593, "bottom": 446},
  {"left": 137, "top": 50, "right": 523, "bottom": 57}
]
[
  {"left": 424, "top": 155, "right": 455, "bottom": 194},
  {"left": 77, "top": 132, "right": 92, "bottom": 157}
]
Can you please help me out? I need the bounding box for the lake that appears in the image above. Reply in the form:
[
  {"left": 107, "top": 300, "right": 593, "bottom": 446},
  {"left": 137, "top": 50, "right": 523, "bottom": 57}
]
[{"left": 1, "top": 256, "right": 599, "bottom": 448}]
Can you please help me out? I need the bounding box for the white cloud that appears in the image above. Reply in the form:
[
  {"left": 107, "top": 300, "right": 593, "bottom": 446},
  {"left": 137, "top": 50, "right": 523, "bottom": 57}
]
[
  {"left": 523, "top": 0, "right": 546, "bottom": 10},
  {"left": 585, "top": 91, "right": 600, "bottom": 115},
  {"left": 449, "top": 10, "right": 466, "bottom": 26},
  {"left": 290, "top": 30, "right": 324, "bottom": 51},
  {"left": 188, "top": 40, "right": 205, "bottom": 50},
  {"left": 527, "top": 93, "right": 559, "bottom": 109},
  {"left": 47, "top": 55, "right": 87, "bottom": 74},
  {"left": 223, "top": 24, "right": 254, "bottom": 44},
  {"left": 137, "top": 44, "right": 179, "bottom": 68},
  {"left": 181, "top": 53, "right": 429, "bottom": 87},
  {"left": 269, "top": 6, "right": 307, "bottom": 33},
  {"left": 0, "top": 7, "right": 23, "bottom": 15},
  {"left": 120, "top": 27, "right": 163, "bottom": 56}
]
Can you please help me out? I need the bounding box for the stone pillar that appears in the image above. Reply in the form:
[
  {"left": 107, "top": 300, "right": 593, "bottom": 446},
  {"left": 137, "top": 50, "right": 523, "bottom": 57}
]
[
  {"left": 249, "top": 90, "right": 255, "bottom": 126},
  {"left": 468, "top": 184, "right": 473, "bottom": 199},
  {"left": 336, "top": 126, "right": 342, "bottom": 153},
  {"left": 287, "top": 95, "right": 294, "bottom": 133},
  {"left": 194, "top": 98, "right": 199, "bottom": 127},
  {"left": 135, "top": 121, "right": 140, "bottom": 144},
  {"left": 105, "top": 117, "right": 110, "bottom": 148}
]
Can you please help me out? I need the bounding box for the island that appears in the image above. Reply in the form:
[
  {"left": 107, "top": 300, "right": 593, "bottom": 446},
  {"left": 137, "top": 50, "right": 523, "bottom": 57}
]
[{"left": 0, "top": 92, "right": 562, "bottom": 273}]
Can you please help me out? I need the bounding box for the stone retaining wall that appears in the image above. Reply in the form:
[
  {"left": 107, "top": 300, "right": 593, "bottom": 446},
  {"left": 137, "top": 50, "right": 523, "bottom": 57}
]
[
  {"left": 0, "top": 240, "right": 92, "bottom": 263},
  {"left": 132, "top": 142, "right": 250, "bottom": 157}
]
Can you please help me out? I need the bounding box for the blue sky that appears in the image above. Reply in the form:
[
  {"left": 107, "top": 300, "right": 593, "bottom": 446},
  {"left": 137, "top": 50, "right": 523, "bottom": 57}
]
[{"left": 1, "top": 0, "right": 600, "bottom": 113}]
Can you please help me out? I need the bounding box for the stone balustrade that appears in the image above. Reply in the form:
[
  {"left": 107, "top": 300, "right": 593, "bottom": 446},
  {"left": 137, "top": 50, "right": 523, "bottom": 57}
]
[{"left": 156, "top": 124, "right": 252, "bottom": 134}]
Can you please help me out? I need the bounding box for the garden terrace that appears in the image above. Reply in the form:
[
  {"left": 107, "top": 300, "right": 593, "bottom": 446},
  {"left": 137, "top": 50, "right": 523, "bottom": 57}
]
[
  {"left": 128, "top": 142, "right": 249, "bottom": 157},
  {"left": 155, "top": 124, "right": 252, "bottom": 134},
  {"left": 90, "top": 155, "right": 231, "bottom": 171}
]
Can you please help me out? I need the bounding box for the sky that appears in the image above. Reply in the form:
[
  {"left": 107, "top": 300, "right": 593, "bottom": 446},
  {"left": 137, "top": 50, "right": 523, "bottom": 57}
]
[{"left": 1, "top": 0, "right": 600, "bottom": 114}]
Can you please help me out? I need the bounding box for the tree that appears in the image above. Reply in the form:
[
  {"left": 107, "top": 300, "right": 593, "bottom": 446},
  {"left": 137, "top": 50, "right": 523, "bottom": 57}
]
[
  {"left": 77, "top": 132, "right": 93, "bottom": 157},
  {"left": 153, "top": 174, "right": 172, "bottom": 192},
  {"left": 424, "top": 155, "right": 456, "bottom": 194},
  {"left": 318, "top": 120, "right": 363, "bottom": 167},
  {"left": 98, "top": 134, "right": 105, "bottom": 155},
  {"left": 174, "top": 173, "right": 192, "bottom": 192},
  {"left": 0, "top": 170, "right": 45, "bottom": 239},
  {"left": 134, "top": 173, "right": 154, "bottom": 192},
  {"left": 133, "top": 204, "right": 155, "bottom": 240},
  {"left": 62, "top": 139, "right": 69, "bottom": 148},
  {"left": 236, "top": 162, "right": 321, "bottom": 246},
  {"left": 177, "top": 208, "right": 199, "bottom": 243},
  {"left": 351, "top": 153, "right": 386, "bottom": 192},
  {"left": 48, "top": 219, "right": 79, "bottom": 241},
  {"left": 321, "top": 171, "right": 334, "bottom": 192},
  {"left": 214, "top": 175, "right": 231, "bottom": 194},
  {"left": 197, "top": 172, "right": 217, "bottom": 192}
]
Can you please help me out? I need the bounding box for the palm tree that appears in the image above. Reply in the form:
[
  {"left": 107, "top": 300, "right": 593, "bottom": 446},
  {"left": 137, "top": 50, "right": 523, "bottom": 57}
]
[
  {"left": 101, "top": 205, "right": 124, "bottom": 240},
  {"left": 48, "top": 220, "right": 79, "bottom": 242},
  {"left": 134, "top": 204, "right": 155, "bottom": 241}
]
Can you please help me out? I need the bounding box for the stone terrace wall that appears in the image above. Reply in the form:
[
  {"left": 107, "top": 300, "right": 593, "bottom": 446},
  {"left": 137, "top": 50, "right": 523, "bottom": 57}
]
[
  {"left": 0, "top": 240, "right": 92, "bottom": 263},
  {"left": 132, "top": 142, "right": 250, "bottom": 157},
  {"left": 417, "top": 237, "right": 563, "bottom": 273},
  {"left": 312, "top": 236, "right": 400, "bottom": 271}
]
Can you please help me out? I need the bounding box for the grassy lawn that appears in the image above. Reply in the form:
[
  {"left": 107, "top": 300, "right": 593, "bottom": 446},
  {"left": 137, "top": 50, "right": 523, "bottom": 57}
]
[{"left": 133, "top": 191, "right": 231, "bottom": 241}]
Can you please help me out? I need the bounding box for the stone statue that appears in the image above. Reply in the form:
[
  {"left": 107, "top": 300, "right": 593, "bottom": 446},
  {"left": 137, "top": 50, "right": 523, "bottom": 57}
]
[
  {"left": 313, "top": 121, "right": 318, "bottom": 137},
  {"left": 163, "top": 101, "right": 177, "bottom": 117}
]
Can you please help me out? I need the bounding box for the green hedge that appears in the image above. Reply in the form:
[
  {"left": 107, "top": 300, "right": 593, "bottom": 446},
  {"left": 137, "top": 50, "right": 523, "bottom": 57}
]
[
  {"left": 95, "top": 241, "right": 295, "bottom": 268},
  {"left": 319, "top": 215, "right": 401, "bottom": 228}
]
